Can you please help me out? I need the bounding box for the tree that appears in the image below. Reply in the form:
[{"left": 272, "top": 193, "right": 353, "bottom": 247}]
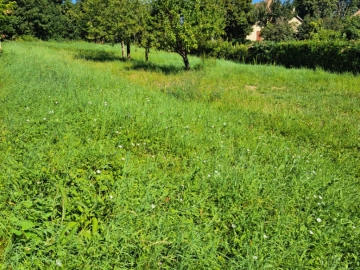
[
  {"left": 296, "top": 15, "right": 321, "bottom": 39},
  {"left": 294, "top": 0, "right": 360, "bottom": 19},
  {"left": 61, "top": 0, "right": 82, "bottom": 40},
  {"left": 255, "top": 0, "right": 294, "bottom": 27},
  {"left": 0, "top": 0, "right": 16, "bottom": 42},
  {"left": 7, "top": 0, "right": 67, "bottom": 40},
  {"left": 342, "top": 15, "right": 360, "bottom": 39},
  {"left": 80, "top": 0, "right": 142, "bottom": 59},
  {"left": 255, "top": 0, "right": 295, "bottom": 41},
  {"left": 294, "top": 0, "right": 336, "bottom": 19},
  {"left": 223, "top": 0, "right": 255, "bottom": 43},
  {"left": 80, "top": 0, "right": 110, "bottom": 43},
  {"left": 260, "top": 18, "right": 296, "bottom": 41},
  {"left": 151, "top": 0, "right": 225, "bottom": 70},
  {"left": 136, "top": 0, "right": 156, "bottom": 61}
]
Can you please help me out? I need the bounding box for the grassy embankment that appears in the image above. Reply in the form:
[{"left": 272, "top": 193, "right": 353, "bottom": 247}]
[{"left": 0, "top": 41, "right": 359, "bottom": 269}]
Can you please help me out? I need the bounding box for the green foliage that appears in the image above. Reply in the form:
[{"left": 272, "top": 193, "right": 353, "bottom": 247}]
[
  {"left": 342, "top": 15, "right": 360, "bottom": 40},
  {"left": 260, "top": 18, "right": 296, "bottom": 42},
  {"left": 0, "top": 0, "right": 16, "bottom": 37},
  {"left": 255, "top": 0, "right": 294, "bottom": 27},
  {"left": 296, "top": 15, "right": 323, "bottom": 40},
  {"left": 151, "top": 0, "right": 225, "bottom": 69},
  {"left": 8, "top": 0, "right": 64, "bottom": 40},
  {"left": 247, "top": 40, "right": 360, "bottom": 74},
  {"left": 1, "top": 41, "right": 360, "bottom": 268},
  {"left": 223, "top": 0, "right": 255, "bottom": 43},
  {"left": 294, "top": 0, "right": 360, "bottom": 19},
  {"left": 194, "top": 39, "right": 248, "bottom": 62},
  {"left": 309, "top": 28, "right": 343, "bottom": 41}
]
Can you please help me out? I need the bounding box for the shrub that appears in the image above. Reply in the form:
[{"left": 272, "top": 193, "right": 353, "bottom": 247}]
[
  {"left": 193, "top": 40, "right": 248, "bottom": 62},
  {"left": 247, "top": 40, "right": 360, "bottom": 74}
]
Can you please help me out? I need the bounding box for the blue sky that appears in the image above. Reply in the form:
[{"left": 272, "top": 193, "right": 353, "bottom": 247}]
[{"left": 253, "top": 0, "right": 263, "bottom": 3}]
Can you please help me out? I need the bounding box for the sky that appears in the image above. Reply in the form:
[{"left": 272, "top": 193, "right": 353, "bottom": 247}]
[{"left": 252, "top": 0, "right": 263, "bottom": 3}]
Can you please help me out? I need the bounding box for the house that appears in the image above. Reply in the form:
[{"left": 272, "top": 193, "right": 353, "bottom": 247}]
[
  {"left": 246, "top": 0, "right": 303, "bottom": 41},
  {"left": 246, "top": 24, "right": 263, "bottom": 41},
  {"left": 246, "top": 15, "right": 302, "bottom": 41},
  {"left": 353, "top": 9, "right": 360, "bottom": 17}
]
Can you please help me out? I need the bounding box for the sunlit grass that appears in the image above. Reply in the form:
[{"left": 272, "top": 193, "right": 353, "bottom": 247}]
[{"left": 0, "top": 41, "right": 359, "bottom": 269}]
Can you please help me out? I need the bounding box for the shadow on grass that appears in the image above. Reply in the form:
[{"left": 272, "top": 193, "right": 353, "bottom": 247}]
[
  {"left": 74, "top": 49, "right": 126, "bottom": 62},
  {"left": 74, "top": 49, "right": 199, "bottom": 75},
  {"left": 128, "top": 60, "right": 184, "bottom": 75}
]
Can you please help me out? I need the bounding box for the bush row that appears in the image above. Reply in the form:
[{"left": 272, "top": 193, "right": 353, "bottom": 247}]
[
  {"left": 194, "top": 40, "right": 360, "bottom": 74},
  {"left": 194, "top": 40, "right": 248, "bottom": 62}
]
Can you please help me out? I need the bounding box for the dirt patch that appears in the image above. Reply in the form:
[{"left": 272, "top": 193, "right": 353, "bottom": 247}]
[
  {"left": 271, "top": 86, "right": 286, "bottom": 90},
  {"left": 245, "top": 85, "right": 257, "bottom": 90}
]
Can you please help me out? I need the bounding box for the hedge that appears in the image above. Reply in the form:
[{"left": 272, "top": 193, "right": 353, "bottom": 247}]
[
  {"left": 247, "top": 40, "right": 360, "bottom": 74},
  {"left": 194, "top": 39, "right": 360, "bottom": 74}
]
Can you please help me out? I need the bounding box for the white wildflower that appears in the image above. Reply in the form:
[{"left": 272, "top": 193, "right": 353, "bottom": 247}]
[
  {"left": 56, "top": 259, "right": 62, "bottom": 267},
  {"left": 231, "top": 224, "right": 236, "bottom": 229},
  {"left": 263, "top": 234, "right": 268, "bottom": 239},
  {"left": 96, "top": 170, "right": 101, "bottom": 174},
  {"left": 253, "top": 256, "right": 258, "bottom": 260},
  {"left": 151, "top": 204, "right": 156, "bottom": 209},
  {"left": 318, "top": 195, "right": 322, "bottom": 200},
  {"left": 316, "top": 218, "right": 322, "bottom": 223},
  {"left": 109, "top": 195, "right": 113, "bottom": 199},
  {"left": 309, "top": 230, "right": 314, "bottom": 235},
  {"left": 43, "top": 118, "right": 46, "bottom": 121},
  {"left": 118, "top": 145, "right": 123, "bottom": 148}
]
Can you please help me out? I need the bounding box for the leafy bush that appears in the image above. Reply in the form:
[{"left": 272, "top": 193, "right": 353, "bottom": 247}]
[
  {"left": 193, "top": 40, "right": 248, "bottom": 62},
  {"left": 247, "top": 40, "right": 360, "bottom": 74},
  {"left": 342, "top": 16, "right": 360, "bottom": 40},
  {"left": 16, "top": 35, "right": 40, "bottom": 42}
]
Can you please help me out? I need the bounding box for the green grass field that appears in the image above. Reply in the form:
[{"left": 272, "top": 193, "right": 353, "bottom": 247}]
[{"left": 0, "top": 41, "right": 359, "bottom": 269}]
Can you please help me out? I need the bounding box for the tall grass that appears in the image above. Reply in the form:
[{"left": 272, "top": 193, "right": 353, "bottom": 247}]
[{"left": 0, "top": 41, "right": 359, "bottom": 269}]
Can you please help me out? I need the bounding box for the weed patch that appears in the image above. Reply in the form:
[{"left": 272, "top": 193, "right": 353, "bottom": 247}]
[{"left": 0, "top": 41, "right": 359, "bottom": 269}]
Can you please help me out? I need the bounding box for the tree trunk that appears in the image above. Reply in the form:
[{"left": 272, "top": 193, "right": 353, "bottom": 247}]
[
  {"left": 126, "top": 41, "right": 131, "bottom": 60},
  {"left": 181, "top": 51, "right": 190, "bottom": 70},
  {"left": 121, "top": 41, "right": 125, "bottom": 59},
  {"left": 145, "top": 47, "right": 149, "bottom": 62}
]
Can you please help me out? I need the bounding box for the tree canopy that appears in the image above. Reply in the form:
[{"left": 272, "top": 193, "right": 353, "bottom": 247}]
[
  {"left": 1, "top": 0, "right": 360, "bottom": 67},
  {"left": 151, "top": 0, "right": 226, "bottom": 69}
]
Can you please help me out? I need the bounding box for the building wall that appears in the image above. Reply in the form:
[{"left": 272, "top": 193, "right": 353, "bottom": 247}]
[
  {"left": 246, "top": 17, "right": 302, "bottom": 41},
  {"left": 246, "top": 24, "right": 263, "bottom": 41}
]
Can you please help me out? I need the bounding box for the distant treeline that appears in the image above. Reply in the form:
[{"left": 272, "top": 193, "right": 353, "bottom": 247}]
[{"left": 1, "top": 0, "right": 360, "bottom": 70}]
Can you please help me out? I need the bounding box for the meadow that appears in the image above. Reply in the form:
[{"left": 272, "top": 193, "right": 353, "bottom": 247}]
[{"left": 0, "top": 41, "right": 359, "bottom": 269}]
